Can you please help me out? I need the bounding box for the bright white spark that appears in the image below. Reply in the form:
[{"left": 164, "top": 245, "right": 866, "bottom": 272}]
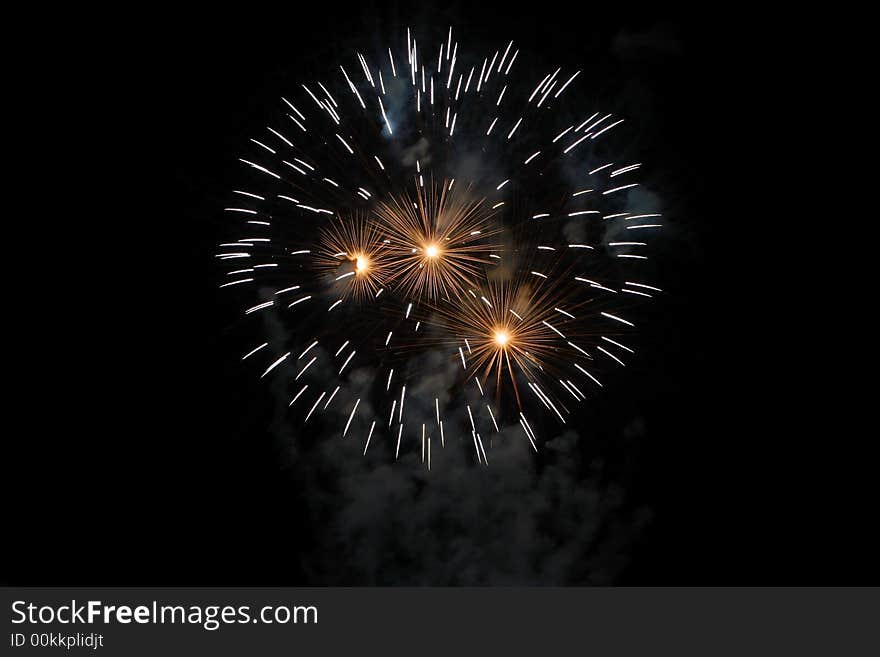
[
  {"left": 602, "top": 336, "right": 634, "bottom": 353},
  {"left": 242, "top": 343, "right": 268, "bottom": 360},
  {"left": 597, "top": 346, "right": 625, "bottom": 366},
  {"left": 299, "top": 341, "right": 319, "bottom": 359},
  {"left": 289, "top": 385, "right": 308, "bottom": 406},
  {"left": 295, "top": 356, "right": 316, "bottom": 380},
  {"left": 305, "top": 392, "right": 326, "bottom": 422},
  {"left": 364, "top": 421, "right": 376, "bottom": 455},
  {"left": 338, "top": 350, "right": 356, "bottom": 374},
  {"left": 343, "top": 399, "right": 360, "bottom": 437}
]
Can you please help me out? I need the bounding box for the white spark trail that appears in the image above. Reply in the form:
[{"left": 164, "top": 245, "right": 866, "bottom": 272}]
[
  {"left": 597, "top": 346, "right": 625, "bottom": 366},
  {"left": 574, "top": 364, "right": 603, "bottom": 387},
  {"left": 295, "top": 356, "right": 316, "bottom": 380},
  {"left": 343, "top": 399, "right": 360, "bottom": 437},
  {"left": 305, "top": 392, "right": 326, "bottom": 422},
  {"left": 289, "top": 386, "right": 308, "bottom": 406},
  {"left": 555, "top": 70, "right": 580, "bottom": 97},
  {"left": 338, "top": 351, "right": 356, "bottom": 374},
  {"left": 245, "top": 301, "right": 273, "bottom": 314},
  {"left": 602, "top": 336, "right": 634, "bottom": 353},
  {"left": 364, "top": 421, "right": 376, "bottom": 454},
  {"left": 299, "top": 341, "right": 319, "bottom": 359},
  {"left": 242, "top": 343, "right": 268, "bottom": 360},
  {"left": 487, "top": 405, "right": 499, "bottom": 432},
  {"left": 324, "top": 386, "right": 340, "bottom": 410},
  {"left": 601, "top": 311, "right": 635, "bottom": 327}
]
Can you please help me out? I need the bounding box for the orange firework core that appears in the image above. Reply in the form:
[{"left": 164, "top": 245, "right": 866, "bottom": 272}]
[
  {"left": 493, "top": 329, "right": 511, "bottom": 347},
  {"left": 354, "top": 255, "right": 369, "bottom": 274}
]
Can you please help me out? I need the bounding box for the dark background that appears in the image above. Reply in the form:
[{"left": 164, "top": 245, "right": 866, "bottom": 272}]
[{"left": 5, "top": 4, "right": 870, "bottom": 584}]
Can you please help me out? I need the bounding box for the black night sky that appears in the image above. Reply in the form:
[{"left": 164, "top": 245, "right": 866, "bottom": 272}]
[{"left": 6, "top": 4, "right": 872, "bottom": 586}]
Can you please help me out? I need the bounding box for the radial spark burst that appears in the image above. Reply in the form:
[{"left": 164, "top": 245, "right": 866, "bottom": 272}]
[
  {"left": 315, "top": 213, "right": 391, "bottom": 302},
  {"left": 376, "top": 180, "right": 502, "bottom": 300},
  {"left": 219, "top": 26, "right": 664, "bottom": 468},
  {"left": 424, "top": 276, "right": 583, "bottom": 410}
]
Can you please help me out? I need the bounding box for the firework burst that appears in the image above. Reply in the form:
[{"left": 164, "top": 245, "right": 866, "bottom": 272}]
[
  {"left": 425, "top": 276, "right": 576, "bottom": 406},
  {"left": 376, "top": 180, "right": 502, "bottom": 301},
  {"left": 218, "top": 26, "right": 664, "bottom": 468},
  {"left": 314, "top": 213, "right": 391, "bottom": 302}
]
